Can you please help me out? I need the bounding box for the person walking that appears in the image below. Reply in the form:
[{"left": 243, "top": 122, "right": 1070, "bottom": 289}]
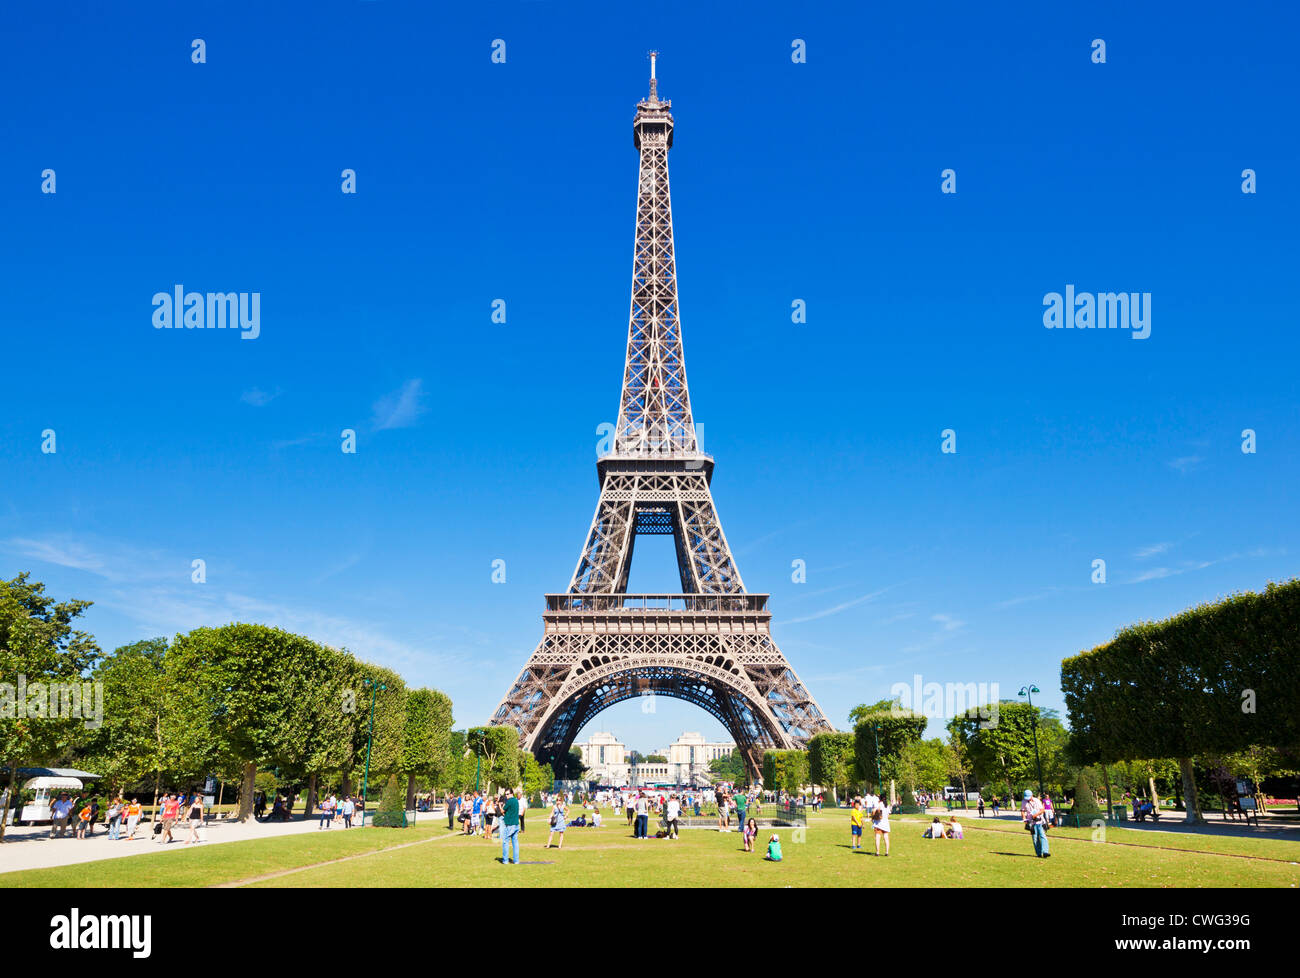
[
  {"left": 184, "top": 792, "right": 204, "bottom": 844},
  {"left": 123, "top": 797, "right": 142, "bottom": 840},
  {"left": 871, "top": 794, "right": 891, "bottom": 856},
  {"left": 500, "top": 788, "right": 521, "bottom": 865},
  {"left": 105, "top": 797, "right": 123, "bottom": 841},
  {"left": 546, "top": 795, "right": 567, "bottom": 849},
  {"left": 1021, "top": 789, "right": 1051, "bottom": 858},
  {"left": 159, "top": 792, "right": 180, "bottom": 844}
]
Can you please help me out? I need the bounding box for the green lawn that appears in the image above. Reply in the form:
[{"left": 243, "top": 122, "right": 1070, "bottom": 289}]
[{"left": 5, "top": 810, "right": 1297, "bottom": 888}]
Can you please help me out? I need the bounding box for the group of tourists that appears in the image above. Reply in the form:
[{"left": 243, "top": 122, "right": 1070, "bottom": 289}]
[
  {"left": 847, "top": 792, "right": 893, "bottom": 855},
  {"left": 312, "top": 794, "right": 359, "bottom": 829},
  {"left": 45, "top": 792, "right": 203, "bottom": 844}
]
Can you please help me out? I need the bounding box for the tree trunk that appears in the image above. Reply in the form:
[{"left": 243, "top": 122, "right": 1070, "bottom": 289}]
[
  {"left": 0, "top": 760, "right": 18, "bottom": 843},
  {"left": 305, "top": 773, "right": 317, "bottom": 818},
  {"left": 236, "top": 761, "right": 257, "bottom": 821},
  {"left": 1179, "top": 756, "right": 1204, "bottom": 825},
  {"left": 406, "top": 773, "right": 417, "bottom": 810}
]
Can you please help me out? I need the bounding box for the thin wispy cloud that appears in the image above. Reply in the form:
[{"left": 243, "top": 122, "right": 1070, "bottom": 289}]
[
  {"left": 1168, "top": 456, "right": 1204, "bottom": 474},
  {"left": 372, "top": 379, "right": 427, "bottom": 431},
  {"left": 784, "top": 587, "right": 891, "bottom": 625},
  {"left": 240, "top": 386, "right": 281, "bottom": 407}
]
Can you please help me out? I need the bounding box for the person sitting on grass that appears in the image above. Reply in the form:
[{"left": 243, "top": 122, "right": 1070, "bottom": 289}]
[
  {"left": 765, "top": 832, "right": 783, "bottom": 861},
  {"left": 744, "top": 817, "right": 758, "bottom": 852}
]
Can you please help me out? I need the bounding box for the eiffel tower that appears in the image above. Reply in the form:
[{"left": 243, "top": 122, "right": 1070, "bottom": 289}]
[{"left": 491, "top": 54, "right": 833, "bottom": 779}]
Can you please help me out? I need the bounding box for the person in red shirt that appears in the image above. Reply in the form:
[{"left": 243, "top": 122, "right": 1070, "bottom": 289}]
[{"left": 160, "top": 793, "right": 181, "bottom": 844}]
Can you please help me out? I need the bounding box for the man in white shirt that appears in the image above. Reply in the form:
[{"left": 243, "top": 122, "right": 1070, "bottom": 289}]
[{"left": 665, "top": 793, "right": 681, "bottom": 839}]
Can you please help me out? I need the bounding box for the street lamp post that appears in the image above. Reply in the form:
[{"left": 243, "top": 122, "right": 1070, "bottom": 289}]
[
  {"left": 361, "top": 678, "right": 386, "bottom": 826},
  {"left": 872, "top": 724, "right": 882, "bottom": 796},
  {"left": 1018, "top": 684, "right": 1045, "bottom": 799}
]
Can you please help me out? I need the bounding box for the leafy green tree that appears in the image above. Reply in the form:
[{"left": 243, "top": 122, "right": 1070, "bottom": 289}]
[
  {"left": 342, "top": 661, "right": 407, "bottom": 797},
  {"left": 372, "top": 773, "right": 407, "bottom": 827},
  {"left": 707, "top": 751, "right": 745, "bottom": 784},
  {"left": 465, "top": 726, "right": 521, "bottom": 793},
  {"left": 851, "top": 699, "right": 927, "bottom": 792},
  {"left": 0, "top": 574, "right": 102, "bottom": 842},
  {"left": 807, "top": 731, "right": 855, "bottom": 803},
  {"left": 522, "top": 753, "right": 554, "bottom": 800},
  {"left": 166, "top": 624, "right": 343, "bottom": 820},
  {"left": 1061, "top": 579, "right": 1300, "bottom": 824},
  {"left": 80, "top": 638, "right": 177, "bottom": 807},
  {"left": 399, "top": 688, "right": 453, "bottom": 807},
  {"left": 1070, "top": 769, "right": 1101, "bottom": 814},
  {"left": 949, "top": 700, "right": 1065, "bottom": 800},
  {"left": 762, "top": 750, "right": 808, "bottom": 794}
]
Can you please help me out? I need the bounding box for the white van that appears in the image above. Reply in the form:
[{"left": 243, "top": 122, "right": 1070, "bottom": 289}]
[{"left": 16, "top": 776, "right": 84, "bottom": 825}]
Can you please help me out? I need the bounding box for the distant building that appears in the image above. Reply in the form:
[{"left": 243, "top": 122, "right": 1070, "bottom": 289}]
[{"left": 574, "top": 730, "right": 735, "bottom": 787}]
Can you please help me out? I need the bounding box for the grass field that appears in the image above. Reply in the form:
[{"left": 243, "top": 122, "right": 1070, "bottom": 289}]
[{"left": 3, "top": 809, "right": 1298, "bottom": 888}]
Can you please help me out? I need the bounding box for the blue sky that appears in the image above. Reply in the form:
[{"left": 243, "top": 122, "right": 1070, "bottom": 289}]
[{"left": 3, "top": 2, "right": 1297, "bottom": 752}]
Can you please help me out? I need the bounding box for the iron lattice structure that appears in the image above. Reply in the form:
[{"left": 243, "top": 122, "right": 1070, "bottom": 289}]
[{"left": 491, "top": 56, "right": 833, "bottom": 779}]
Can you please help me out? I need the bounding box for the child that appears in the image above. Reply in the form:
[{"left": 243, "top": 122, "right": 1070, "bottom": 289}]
[
  {"left": 765, "top": 832, "right": 783, "bottom": 862},
  {"left": 743, "top": 817, "right": 758, "bottom": 852}
]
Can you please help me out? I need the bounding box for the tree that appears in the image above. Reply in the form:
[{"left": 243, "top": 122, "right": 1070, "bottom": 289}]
[
  {"left": 807, "top": 732, "right": 855, "bottom": 804},
  {"left": 372, "top": 773, "right": 407, "bottom": 827},
  {"left": 1070, "top": 769, "right": 1101, "bottom": 814},
  {"left": 948, "top": 700, "right": 1065, "bottom": 800},
  {"left": 943, "top": 734, "right": 974, "bottom": 804},
  {"left": 1061, "top": 578, "right": 1300, "bottom": 825},
  {"left": 79, "top": 639, "right": 176, "bottom": 806},
  {"left": 399, "top": 688, "right": 453, "bottom": 807},
  {"left": 342, "top": 661, "right": 408, "bottom": 797},
  {"left": 553, "top": 746, "right": 587, "bottom": 781},
  {"left": 465, "top": 726, "right": 521, "bottom": 793},
  {"left": 851, "top": 699, "right": 927, "bottom": 791},
  {"left": 165, "top": 624, "right": 343, "bottom": 820},
  {"left": 522, "top": 753, "right": 553, "bottom": 801},
  {"left": 762, "top": 750, "right": 808, "bottom": 794},
  {"left": 707, "top": 751, "right": 745, "bottom": 784},
  {"left": 0, "top": 574, "right": 102, "bottom": 842}
]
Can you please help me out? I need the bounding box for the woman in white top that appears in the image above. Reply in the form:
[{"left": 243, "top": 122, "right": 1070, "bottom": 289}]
[{"left": 872, "top": 797, "right": 891, "bottom": 855}]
